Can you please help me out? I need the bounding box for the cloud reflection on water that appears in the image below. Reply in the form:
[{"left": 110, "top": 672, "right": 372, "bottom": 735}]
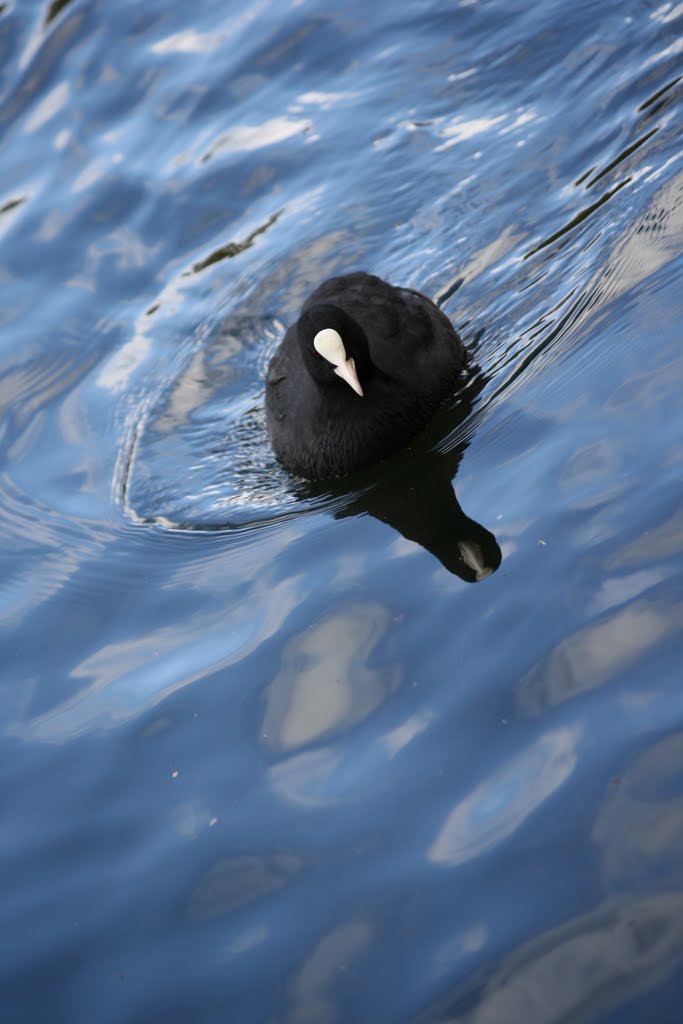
[
  {"left": 517, "top": 598, "right": 683, "bottom": 715},
  {"left": 187, "top": 852, "right": 301, "bottom": 921},
  {"left": 286, "top": 918, "right": 372, "bottom": 1024},
  {"left": 262, "top": 602, "right": 400, "bottom": 753},
  {"left": 429, "top": 728, "right": 580, "bottom": 868},
  {"left": 7, "top": 536, "right": 303, "bottom": 743},
  {"left": 427, "top": 892, "right": 683, "bottom": 1024},
  {"left": 593, "top": 731, "right": 683, "bottom": 891}
]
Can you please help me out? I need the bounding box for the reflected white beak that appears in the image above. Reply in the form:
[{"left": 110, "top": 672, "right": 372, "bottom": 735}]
[
  {"left": 458, "top": 541, "right": 493, "bottom": 581},
  {"left": 334, "top": 357, "right": 364, "bottom": 397}
]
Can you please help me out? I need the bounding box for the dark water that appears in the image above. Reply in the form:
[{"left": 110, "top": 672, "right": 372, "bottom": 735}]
[{"left": 2, "top": 0, "right": 683, "bottom": 1020}]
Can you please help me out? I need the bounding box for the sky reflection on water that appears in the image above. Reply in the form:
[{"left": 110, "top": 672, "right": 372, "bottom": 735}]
[{"left": 1, "top": 1, "right": 683, "bottom": 1022}]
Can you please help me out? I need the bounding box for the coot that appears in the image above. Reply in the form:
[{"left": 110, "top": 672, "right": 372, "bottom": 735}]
[{"left": 265, "top": 272, "right": 466, "bottom": 479}]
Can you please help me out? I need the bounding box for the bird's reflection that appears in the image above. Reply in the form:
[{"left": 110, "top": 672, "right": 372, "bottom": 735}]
[{"left": 296, "top": 371, "right": 501, "bottom": 582}]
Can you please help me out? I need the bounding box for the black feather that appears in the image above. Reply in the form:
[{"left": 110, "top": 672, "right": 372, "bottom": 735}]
[{"left": 265, "top": 272, "right": 466, "bottom": 479}]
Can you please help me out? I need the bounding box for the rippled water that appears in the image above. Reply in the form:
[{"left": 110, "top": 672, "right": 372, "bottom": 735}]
[{"left": 2, "top": 1, "right": 683, "bottom": 1021}]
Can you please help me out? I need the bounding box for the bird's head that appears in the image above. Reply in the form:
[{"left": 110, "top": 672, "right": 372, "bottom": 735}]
[{"left": 297, "top": 303, "right": 370, "bottom": 397}]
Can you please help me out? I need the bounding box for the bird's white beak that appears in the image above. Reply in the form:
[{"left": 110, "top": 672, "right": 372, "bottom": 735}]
[
  {"left": 313, "top": 329, "right": 364, "bottom": 397},
  {"left": 334, "top": 357, "right": 364, "bottom": 397}
]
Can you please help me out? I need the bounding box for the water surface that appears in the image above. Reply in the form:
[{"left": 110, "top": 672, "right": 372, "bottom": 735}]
[{"left": 1, "top": 1, "right": 683, "bottom": 1021}]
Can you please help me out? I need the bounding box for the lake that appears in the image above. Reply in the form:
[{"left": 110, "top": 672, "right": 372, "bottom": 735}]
[{"left": 1, "top": 1, "right": 683, "bottom": 1021}]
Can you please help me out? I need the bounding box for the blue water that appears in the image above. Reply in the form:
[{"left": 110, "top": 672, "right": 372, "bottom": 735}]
[{"left": 2, "top": 0, "right": 683, "bottom": 1021}]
